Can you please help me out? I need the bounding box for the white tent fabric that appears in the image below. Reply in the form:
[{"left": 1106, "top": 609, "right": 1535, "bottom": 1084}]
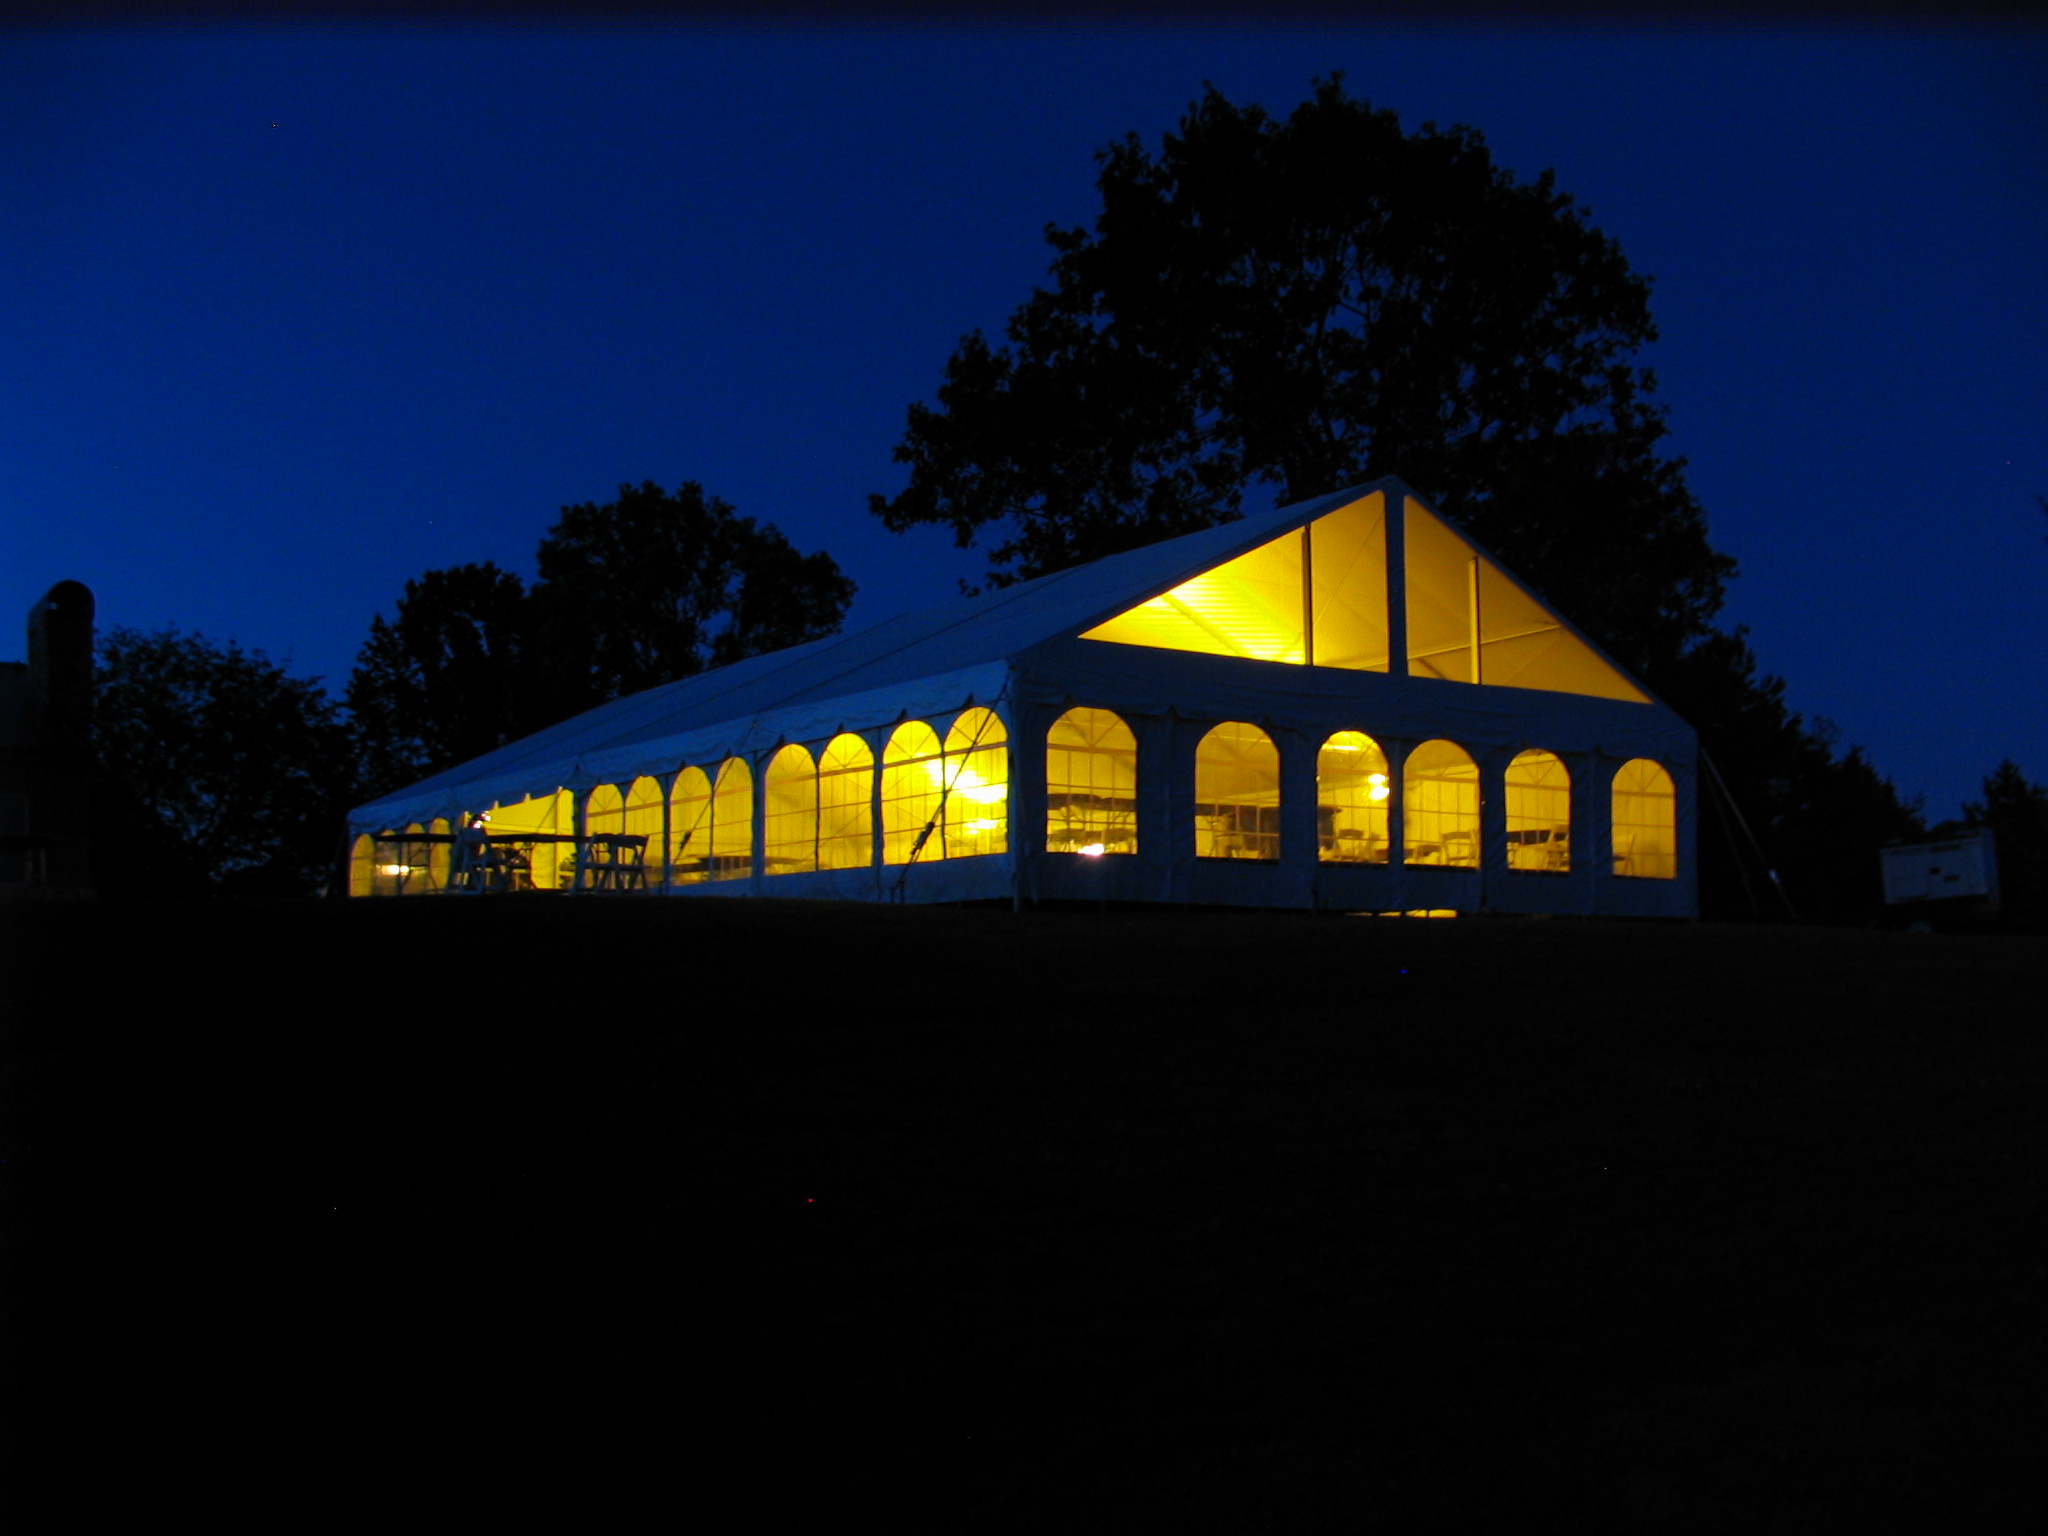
[{"left": 351, "top": 478, "right": 1696, "bottom": 916}]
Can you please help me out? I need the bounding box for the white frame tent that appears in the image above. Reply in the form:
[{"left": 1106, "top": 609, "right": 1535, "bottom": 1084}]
[{"left": 348, "top": 478, "right": 1697, "bottom": 918}]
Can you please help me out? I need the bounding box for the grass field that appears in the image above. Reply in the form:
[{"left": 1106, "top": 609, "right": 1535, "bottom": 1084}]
[{"left": 5, "top": 897, "right": 2045, "bottom": 1530}]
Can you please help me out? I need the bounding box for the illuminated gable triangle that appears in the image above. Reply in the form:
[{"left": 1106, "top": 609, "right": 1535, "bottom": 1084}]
[
  {"left": 1078, "top": 490, "right": 1391, "bottom": 670},
  {"left": 1402, "top": 497, "right": 1648, "bottom": 703},
  {"left": 1077, "top": 485, "right": 1648, "bottom": 703}
]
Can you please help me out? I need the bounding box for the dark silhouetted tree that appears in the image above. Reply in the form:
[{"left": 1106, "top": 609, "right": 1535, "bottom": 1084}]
[
  {"left": 529, "top": 480, "right": 855, "bottom": 722},
  {"left": 94, "top": 626, "right": 354, "bottom": 893},
  {"left": 348, "top": 482, "right": 855, "bottom": 796},
  {"left": 1657, "top": 629, "right": 1923, "bottom": 922},
  {"left": 871, "top": 76, "right": 1731, "bottom": 682},
  {"left": 345, "top": 563, "right": 533, "bottom": 799},
  {"left": 1964, "top": 759, "right": 2048, "bottom": 919}
]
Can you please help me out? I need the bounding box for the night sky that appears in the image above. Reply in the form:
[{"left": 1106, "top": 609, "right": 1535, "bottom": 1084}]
[{"left": 4, "top": 20, "right": 2043, "bottom": 821}]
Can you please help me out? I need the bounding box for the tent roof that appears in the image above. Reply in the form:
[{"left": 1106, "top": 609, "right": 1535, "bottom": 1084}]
[{"left": 349, "top": 478, "right": 1662, "bottom": 829}]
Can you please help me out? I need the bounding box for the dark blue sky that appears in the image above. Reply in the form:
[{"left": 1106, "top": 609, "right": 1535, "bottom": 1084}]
[{"left": 4, "top": 21, "right": 2043, "bottom": 821}]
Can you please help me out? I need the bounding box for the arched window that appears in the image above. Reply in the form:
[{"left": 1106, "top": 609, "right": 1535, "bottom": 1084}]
[
  {"left": 709, "top": 757, "right": 753, "bottom": 881},
  {"left": 944, "top": 707, "right": 1009, "bottom": 858},
  {"left": 623, "top": 775, "right": 664, "bottom": 870},
  {"left": 1047, "top": 706, "right": 1138, "bottom": 855},
  {"left": 1403, "top": 740, "right": 1479, "bottom": 868},
  {"left": 391, "top": 823, "right": 430, "bottom": 895},
  {"left": 882, "top": 720, "right": 944, "bottom": 865},
  {"left": 581, "top": 786, "right": 627, "bottom": 890},
  {"left": 1612, "top": 759, "right": 1677, "bottom": 879},
  {"left": 668, "top": 766, "right": 713, "bottom": 884},
  {"left": 817, "top": 733, "right": 874, "bottom": 870},
  {"left": 1505, "top": 750, "right": 1571, "bottom": 872},
  {"left": 1317, "top": 731, "right": 1390, "bottom": 863},
  {"left": 424, "top": 818, "right": 452, "bottom": 892},
  {"left": 349, "top": 833, "right": 376, "bottom": 897},
  {"left": 585, "top": 783, "right": 625, "bottom": 837},
  {"left": 765, "top": 744, "right": 819, "bottom": 874},
  {"left": 1195, "top": 722, "right": 1280, "bottom": 860}
]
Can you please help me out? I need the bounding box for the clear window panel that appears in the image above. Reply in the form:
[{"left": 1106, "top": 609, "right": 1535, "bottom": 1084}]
[
  {"left": 1046, "top": 706, "right": 1138, "bottom": 855},
  {"left": 349, "top": 833, "right": 376, "bottom": 897},
  {"left": 1318, "top": 731, "right": 1390, "bottom": 863},
  {"left": 622, "top": 776, "right": 663, "bottom": 880},
  {"left": 426, "top": 817, "right": 452, "bottom": 891},
  {"left": 1505, "top": 749, "right": 1571, "bottom": 872},
  {"left": 708, "top": 758, "right": 753, "bottom": 881},
  {"left": 668, "top": 766, "right": 713, "bottom": 884},
  {"left": 390, "top": 823, "right": 429, "bottom": 896},
  {"left": 1403, "top": 740, "right": 1479, "bottom": 869},
  {"left": 1195, "top": 721, "right": 1281, "bottom": 860},
  {"left": 1403, "top": 497, "right": 1648, "bottom": 701},
  {"left": 1082, "top": 530, "right": 1306, "bottom": 663},
  {"left": 944, "top": 707, "right": 1009, "bottom": 859},
  {"left": 765, "top": 744, "right": 819, "bottom": 874},
  {"left": 1612, "top": 759, "right": 1677, "bottom": 879},
  {"left": 818, "top": 733, "right": 874, "bottom": 870},
  {"left": 883, "top": 721, "right": 944, "bottom": 865},
  {"left": 585, "top": 783, "right": 625, "bottom": 838},
  {"left": 1308, "top": 493, "right": 1389, "bottom": 671}
]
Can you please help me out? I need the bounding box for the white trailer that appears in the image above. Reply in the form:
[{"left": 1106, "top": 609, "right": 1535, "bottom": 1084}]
[{"left": 1880, "top": 829, "right": 2000, "bottom": 910}]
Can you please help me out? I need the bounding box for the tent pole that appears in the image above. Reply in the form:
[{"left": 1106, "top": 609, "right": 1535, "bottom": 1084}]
[
  {"left": 1301, "top": 519, "right": 1315, "bottom": 667},
  {"left": 1701, "top": 749, "right": 1798, "bottom": 922},
  {"left": 1468, "top": 556, "right": 1482, "bottom": 686}
]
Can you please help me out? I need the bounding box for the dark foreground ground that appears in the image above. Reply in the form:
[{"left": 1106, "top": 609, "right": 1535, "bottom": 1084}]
[{"left": 4, "top": 897, "right": 2045, "bottom": 1530}]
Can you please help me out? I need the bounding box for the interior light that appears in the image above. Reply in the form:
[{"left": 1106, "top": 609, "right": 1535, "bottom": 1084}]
[{"left": 1079, "top": 843, "right": 1105, "bottom": 857}]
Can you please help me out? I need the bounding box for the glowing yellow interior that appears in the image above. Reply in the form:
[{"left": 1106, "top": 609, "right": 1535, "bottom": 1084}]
[
  {"left": 818, "top": 732, "right": 874, "bottom": 870},
  {"left": 1505, "top": 748, "right": 1571, "bottom": 872},
  {"left": 943, "top": 707, "right": 1010, "bottom": 858},
  {"left": 882, "top": 720, "right": 944, "bottom": 866},
  {"left": 1080, "top": 491, "right": 1391, "bottom": 670},
  {"left": 1046, "top": 706, "right": 1138, "bottom": 855},
  {"left": 1083, "top": 526, "right": 1307, "bottom": 662},
  {"left": 668, "top": 760, "right": 752, "bottom": 883},
  {"left": 1612, "top": 758, "right": 1677, "bottom": 879},
  {"left": 1403, "top": 498, "right": 1647, "bottom": 702},
  {"left": 488, "top": 789, "right": 576, "bottom": 888},
  {"left": 882, "top": 712, "right": 1010, "bottom": 865},
  {"left": 765, "top": 744, "right": 819, "bottom": 873},
  {"left": 1081, "top": 489, "right": 1644, "bottom": 702},
  {"left": 1318, "top": 730, "right": 1390, "bottom": 864},
  {"left": 1308, "top": 494, "right": 1391, "bottom": 670},
  {"left": 1403, "top": 740, "right": 1479, "bottom": 869},
  {"left": 1195, "top": 721, "right": 1280, "bottom": 860}
]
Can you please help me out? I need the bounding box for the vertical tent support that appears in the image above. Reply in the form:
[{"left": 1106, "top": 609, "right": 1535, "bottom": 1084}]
[{"left": 1467, "top": 555, "right": 1482, "bottom": 687}]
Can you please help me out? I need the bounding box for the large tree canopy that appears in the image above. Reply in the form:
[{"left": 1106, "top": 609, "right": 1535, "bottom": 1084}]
[
  {"left": 348, "top": 481, "right": 855, "bottom": 797},
  {"left": 872, "top": 77, "right": 1732, "bottom": 678},
  {"left": 530, "top": 480, "right": 856, "bottom": 714},
  {"left": 345, "top": 562, "right": 533, "bottom": 799},
  {"left": 95, "top": 626, "right": 355, "bottom": 893}
]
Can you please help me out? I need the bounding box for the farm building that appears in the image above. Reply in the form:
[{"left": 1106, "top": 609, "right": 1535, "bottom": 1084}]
[
  {"left": 1, "top": 581, "right": 96, "bottom": 899},
  {"left": 346, "top": 478, "right": 1695, "bottom": 917}
]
